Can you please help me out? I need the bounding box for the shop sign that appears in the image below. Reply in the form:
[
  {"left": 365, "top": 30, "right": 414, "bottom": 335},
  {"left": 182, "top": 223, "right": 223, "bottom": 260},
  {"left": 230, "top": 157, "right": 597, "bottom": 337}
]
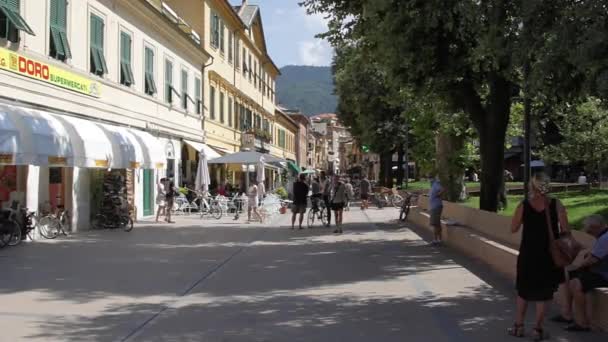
[
  {"left": 0, "top": 47, "right": 101, "bottom": 97},
  {"left": 48, "top": 156, "right": 67, "bottom": 166},
  {"left": 130, "top": 162, "right": 141, "bottom": 169},
  {"left": 242, "top": 133, "right": 255, "bottom": 149},
  {"left": 95, "top": 159, "right": 109, "bottom": 168},
  {"left": 0, "top": 154, "right": 14, "bottom": 164},
  {"left": 155, "top": 162, "right": 165, "bottom": 169}
]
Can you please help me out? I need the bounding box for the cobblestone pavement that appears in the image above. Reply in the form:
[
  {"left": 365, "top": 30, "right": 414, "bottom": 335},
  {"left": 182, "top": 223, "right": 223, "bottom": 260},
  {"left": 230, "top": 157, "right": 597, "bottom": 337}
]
[{"left": 0, "top": 207, "right": 605, "bottom": 341}]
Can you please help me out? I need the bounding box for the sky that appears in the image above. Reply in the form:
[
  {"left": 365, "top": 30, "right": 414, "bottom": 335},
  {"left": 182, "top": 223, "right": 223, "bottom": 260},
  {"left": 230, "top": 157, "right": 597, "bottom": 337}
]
[{"left": 230, "top": 0, "right": 333, "bottom": 67}]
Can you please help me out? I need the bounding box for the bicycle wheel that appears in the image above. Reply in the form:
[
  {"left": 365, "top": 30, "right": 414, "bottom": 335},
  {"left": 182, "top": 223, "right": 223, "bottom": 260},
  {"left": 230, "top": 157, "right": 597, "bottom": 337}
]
[
  {"left": 0, "top": 223, "right": 13, "bottom": 248},
  {"left": 90, "top": 214, "right": 106, "bottom": 230},
  {"left": 38, "top": 216, "right": 60, "bottom": 239},
  {"left": 392, "top": 194, "right": 404, "bottom": 208},
  {"left": 307, "top": 209, "right": 316, "bottom": 228},
  {"left": 8, "top": 221, "right": 22, "bottom": 246},
  {"left": 122, "top": 216, "right": 134, "bottom": 232},
  {"left": 210, "top": 205, "right": 222, "bottom": 219},
  {"left": 321, "top": 207, "right": 330, "bottom": 227}
]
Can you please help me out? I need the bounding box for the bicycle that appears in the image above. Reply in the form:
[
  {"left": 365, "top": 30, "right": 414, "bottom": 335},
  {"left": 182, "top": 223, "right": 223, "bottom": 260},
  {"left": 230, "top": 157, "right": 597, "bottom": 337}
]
[
  {"left": 307, "top": 195, "right": 330, "bottom": 228},
  {"left": 399, "top": 193, "right": 418, "bottom": 222},
  {"left": 199, "top": 195, "right": 222, "bottom": 219},
  {"left": 91, "top": 210, "right": 133, "bottom": 232},
  {"left": 38, "top": 206, "right": 71, "bottom": 239},
  {"left": 0, "top": 210, "right": 19, "bottom": 248}
]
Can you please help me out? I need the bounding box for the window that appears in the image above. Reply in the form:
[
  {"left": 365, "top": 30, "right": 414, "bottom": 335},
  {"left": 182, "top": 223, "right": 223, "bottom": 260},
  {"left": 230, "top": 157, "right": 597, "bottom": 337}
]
[
  {"left": 0, "top": 0, "right": 34, "bottom": 42},
  {"left": 228, "top": 97, "right": 233, "bottom": 127},
  {"left": 254, "top": 60, "right": 257, "bottom": 87},
  {"left": 219, "top": 92, "right": 226, "bottom": 123},
  {"left": 209, "top": 86, "right": 216, "bottom": 120},
  {"left": 165, "top": 59, "right": 173, "bottom": 103},
  {"left": 195, "top": 77, "right": 201, "bottom": 114},
  {"left": 242, "top": 48, "right": 247, "bottom": 75},
  {"left": 49, "top": 0, "right": 71, "bottom": 60},
  {"left": 279, "top": 130, "right": 286, "bottom": 148},
  {"left": 90, "top": 14, "right": 108, "bottom": 76},
  {"left": 228, "top": 31, "right": 233, "bottom": 63},
  {"left": 144, "top": 47, "right": 156, "bottom": 95},
  {"left": 181, "top": 69, "right": 188, "bottom": 110},
  {"left": 120, "top": 32, "right": 134, "bottom": 86},
  {"left": 219, "top": 21, "right": 225, "bottom": 54},
  {"left": 248, "top": 54, "right": 252, "bottom": 81},
  {"left": 234, "top": 38, "right": 239, "bottom": 68},
  {"left": 210, "top": 12, "right": 219, "bottom": 48}
]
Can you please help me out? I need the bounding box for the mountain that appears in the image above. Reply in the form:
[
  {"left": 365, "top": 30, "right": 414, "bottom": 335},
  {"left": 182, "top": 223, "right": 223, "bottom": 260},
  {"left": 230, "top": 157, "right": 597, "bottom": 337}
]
[{"left": 276, "top": 65, "right": 337, "bottom": 116}]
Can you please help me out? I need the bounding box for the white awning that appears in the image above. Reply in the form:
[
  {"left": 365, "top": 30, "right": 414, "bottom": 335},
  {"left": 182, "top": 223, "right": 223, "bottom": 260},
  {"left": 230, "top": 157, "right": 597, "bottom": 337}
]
[
  {"left": 184, "top": 140, "right": 220, "bottom": 159},
  {"left": 58, "top": 115, "right": 113, "bottom": 168},
  {"left": 129, "top": 129, "right": 166, "bottom": 169},
  {"left": 0, "top": 103, "right": 165, "bottom": 169}
]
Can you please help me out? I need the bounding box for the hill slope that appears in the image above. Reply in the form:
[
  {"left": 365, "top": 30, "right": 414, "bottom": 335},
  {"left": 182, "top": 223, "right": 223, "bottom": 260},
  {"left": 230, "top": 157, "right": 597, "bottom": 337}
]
[{"left": 276, "top": 65, "right": 337, "bottom": 116}]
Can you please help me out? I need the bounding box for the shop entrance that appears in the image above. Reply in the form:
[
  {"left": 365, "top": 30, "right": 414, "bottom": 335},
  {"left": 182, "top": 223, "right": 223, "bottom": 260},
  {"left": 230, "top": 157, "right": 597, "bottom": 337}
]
[{"left": 142, "top": 169, "right": 153, "bottom": 216}]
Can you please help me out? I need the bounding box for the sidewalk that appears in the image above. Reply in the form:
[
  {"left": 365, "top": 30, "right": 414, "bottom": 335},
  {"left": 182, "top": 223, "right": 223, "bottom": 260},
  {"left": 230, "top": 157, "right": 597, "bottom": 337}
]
[{"left": 0, "top": 207, "right": 604, "bottom": 341}]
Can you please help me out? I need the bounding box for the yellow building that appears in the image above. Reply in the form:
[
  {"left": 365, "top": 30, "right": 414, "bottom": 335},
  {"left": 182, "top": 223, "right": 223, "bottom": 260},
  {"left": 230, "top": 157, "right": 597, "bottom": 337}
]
[{"left": 166, "top": 0, "right": 284, "bottom": 187}]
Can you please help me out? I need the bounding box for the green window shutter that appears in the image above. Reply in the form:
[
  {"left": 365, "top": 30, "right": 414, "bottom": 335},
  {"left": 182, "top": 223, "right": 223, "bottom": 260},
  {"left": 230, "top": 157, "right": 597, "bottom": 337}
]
[
  {"left": 235, "top": 39, "right": 239, "bottom": 67},
  {"left": 209, "top": 11, "right": 215, "bottom": 48},
  {"left": 0, "top": 0, "right": 35, "bottom": 36},
  {"left": 165, "top": 60, "right": 173, "bottom": 103},
  {"left": 181, "top": 70, "right": 188, "bottom": 110},
  {"left": 228, "top": 98, "right": 233, "bottom": 127},
  {"left": 144, "top": 47, "right": 156, "bottom": 95},
  {"left": 219, "top": 21, "right": 225, "bottom": 53},
  {"left": 120, "top": 32, "right": 133, "bottom": 86},
  {"left": 209, "top": 86, "right": 215, "bottom": 120},
  {"left": 228, "top": 32, "right": 233, "bottom": 62},
  {"left": 90, "top": 14, "right": 107, "bottom": 75},
  {"left": 194, "top": 78, "right": 201, "bottom": 114},
  {"left": 219, "top": 92, "right": 224, "bottom": 123}
]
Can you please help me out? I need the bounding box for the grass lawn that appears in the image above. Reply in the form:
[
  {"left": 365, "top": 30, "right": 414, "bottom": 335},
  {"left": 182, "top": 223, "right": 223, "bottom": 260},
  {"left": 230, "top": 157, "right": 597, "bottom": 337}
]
[
  {"left": 403, "top": 181, "right": 520, "bottom": 191},
  {"left": 464, "top": 190, "right": 608, "bottom": 229}
]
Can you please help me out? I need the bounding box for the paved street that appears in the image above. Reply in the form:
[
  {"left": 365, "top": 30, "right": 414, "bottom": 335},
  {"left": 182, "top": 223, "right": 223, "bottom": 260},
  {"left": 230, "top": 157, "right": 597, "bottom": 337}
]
[{"left": 0, "top": 208, "right": 605, "bottom": 342}]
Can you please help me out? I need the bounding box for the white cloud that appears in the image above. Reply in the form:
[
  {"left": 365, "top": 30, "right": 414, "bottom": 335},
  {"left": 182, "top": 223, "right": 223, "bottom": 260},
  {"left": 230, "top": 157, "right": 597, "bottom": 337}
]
[
  {"left": 298, "top": 39, "right": 333, "bottom": 66},
  {"left": 302, "top": 11, "right": 329, "bottom": 32}
]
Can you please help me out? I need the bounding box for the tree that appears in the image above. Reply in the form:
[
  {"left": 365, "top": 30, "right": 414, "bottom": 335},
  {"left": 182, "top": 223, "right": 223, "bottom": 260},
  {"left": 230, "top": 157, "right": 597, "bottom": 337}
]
[
  {"left": 301, "top": 0, "right": 608, "bottom": 211},
  {"left": 540, "top": 98, "right": 608, "bottom": 174}
]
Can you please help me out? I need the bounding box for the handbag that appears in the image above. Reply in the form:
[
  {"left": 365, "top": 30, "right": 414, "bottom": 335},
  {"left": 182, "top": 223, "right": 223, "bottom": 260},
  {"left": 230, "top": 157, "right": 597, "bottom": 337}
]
[{"left": 544, "top": 198, "right": 582, "bottom": 268}]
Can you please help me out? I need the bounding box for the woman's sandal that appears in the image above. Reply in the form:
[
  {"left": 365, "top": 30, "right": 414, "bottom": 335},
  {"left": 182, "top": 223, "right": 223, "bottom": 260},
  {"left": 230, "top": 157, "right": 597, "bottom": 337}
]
[
  {"left": 532, "top": 327, "right": 549, "bottom": 341},
  {"left": 507, "top": 323, "right": 524, "bottom": 337}
]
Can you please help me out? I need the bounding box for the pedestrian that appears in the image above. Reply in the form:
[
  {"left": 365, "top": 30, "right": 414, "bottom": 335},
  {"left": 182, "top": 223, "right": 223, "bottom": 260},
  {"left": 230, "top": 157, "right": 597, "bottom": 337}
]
[
  {"left": 344, "top": 178, "right": 354, "bottom": 211},
  {"left": 247, "top": 179, "right": 262, "bottom": 223},
  {"left": 291, "top": 173, "right": 309, "bottom": 230},
  {"left": 552, "top": 214, "right": 607, "bottom": 332},
  {"left": 164, "top": 179, "right": 177, "bottom": 224},
  {"left": 508, "top": 172, "right": 568, "bottom": 340},
  {"left": 258, "top": 179, "right": 266, "bottom": 207},
  {"left": 360, "top": 175, "right": 371, "bottom": 210},
  {"left": 331, "top": 175, "right": 347, "bottom": 234},
  {"left": 320, "top": 171, "right": 332, "bottom": 227},
  {"left": 155, "top": 177, "right": 167, "bottom": 223},
  {"left": 428, "top": 176, "right": 444, "bottom": 245}
]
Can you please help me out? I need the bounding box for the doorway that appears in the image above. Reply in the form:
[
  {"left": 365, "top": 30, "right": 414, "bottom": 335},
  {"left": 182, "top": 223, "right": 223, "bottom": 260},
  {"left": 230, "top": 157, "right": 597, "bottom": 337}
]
[{"left": 143, "top": 169, "right": 153, "bottom": 216}]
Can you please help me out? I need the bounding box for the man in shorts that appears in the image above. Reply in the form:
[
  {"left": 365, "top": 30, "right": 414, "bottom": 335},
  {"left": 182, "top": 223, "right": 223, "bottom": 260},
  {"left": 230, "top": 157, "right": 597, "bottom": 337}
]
[
  {"left": 428, "top": 176, "right": 444, "bottom": 245},
  {"left": 554, "top": 215, "right": 608, "bottom": 332},
  {"left": 291, "top": 173, "right": 309, "bottom": 230}
]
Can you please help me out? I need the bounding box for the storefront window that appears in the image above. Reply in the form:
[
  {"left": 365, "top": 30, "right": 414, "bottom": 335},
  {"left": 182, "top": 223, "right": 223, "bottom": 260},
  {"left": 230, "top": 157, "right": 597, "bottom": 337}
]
[{"left": 0, "top": 165, "right": 17, "bottom": 208}]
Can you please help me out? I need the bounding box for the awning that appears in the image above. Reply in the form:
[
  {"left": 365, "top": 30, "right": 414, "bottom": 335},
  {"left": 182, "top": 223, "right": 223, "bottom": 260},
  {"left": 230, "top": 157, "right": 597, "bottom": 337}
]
[
  {"left": 208, "top": 151, "right": 285, "bottom": 165},
  {"left": 208, "top": 145, "right": 233, "bottom": 155},
  {"left": 0, "top": 103, "right": 165, "bottom": 169},
  {"left": 184, "top": 140, "right": 220, "bottom": 160},
  {"left": 287, "top": 161, "right": 301, "bottom": 174}
]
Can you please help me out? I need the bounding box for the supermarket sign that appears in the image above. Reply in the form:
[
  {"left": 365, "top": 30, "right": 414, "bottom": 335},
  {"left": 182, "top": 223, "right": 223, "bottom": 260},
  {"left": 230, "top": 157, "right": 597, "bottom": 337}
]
[{"left": 0, "top": 47, "right": 101, "bottom": 97}]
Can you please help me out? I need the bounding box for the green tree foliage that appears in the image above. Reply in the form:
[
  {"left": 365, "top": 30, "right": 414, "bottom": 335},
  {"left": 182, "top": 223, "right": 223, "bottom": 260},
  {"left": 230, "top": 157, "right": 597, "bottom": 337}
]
[
  {"left": 540, "top": 98, "right": 608, "bottom": 171},
  {"left": 300, "top": 0, "right": 608, "bottom": 211}
]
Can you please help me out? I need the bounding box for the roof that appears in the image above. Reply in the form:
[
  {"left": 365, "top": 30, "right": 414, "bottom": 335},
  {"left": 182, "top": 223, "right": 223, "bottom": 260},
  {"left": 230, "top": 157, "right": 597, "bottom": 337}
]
[
  {"left": 310, "top": 113, "right": 337, "bottom": 120},
  {"left": 238, "top": 5, "right": 259, "bottom": 27}
]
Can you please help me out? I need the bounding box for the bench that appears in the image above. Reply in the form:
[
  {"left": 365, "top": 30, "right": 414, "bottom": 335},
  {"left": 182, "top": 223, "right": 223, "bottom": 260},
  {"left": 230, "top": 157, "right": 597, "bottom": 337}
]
[{"left": 409, "top": 198, "right": 608, "bottom": 331}]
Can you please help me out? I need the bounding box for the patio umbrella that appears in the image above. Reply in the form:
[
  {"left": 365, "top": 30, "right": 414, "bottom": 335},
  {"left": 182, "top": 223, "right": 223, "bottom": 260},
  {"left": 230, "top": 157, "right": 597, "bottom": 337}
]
[
  {"left": 195, "top": 148, "right": 211, "bottom": 192},
  {"left": 257, "top": 156, "right": 265, "bottom": 184}
]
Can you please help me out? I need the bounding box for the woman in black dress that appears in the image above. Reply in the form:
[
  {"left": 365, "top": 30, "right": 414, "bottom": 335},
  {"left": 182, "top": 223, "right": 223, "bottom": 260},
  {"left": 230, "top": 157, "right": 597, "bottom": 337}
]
[{"left": 509, "top": 173, "right": 570, "bottom": 341}]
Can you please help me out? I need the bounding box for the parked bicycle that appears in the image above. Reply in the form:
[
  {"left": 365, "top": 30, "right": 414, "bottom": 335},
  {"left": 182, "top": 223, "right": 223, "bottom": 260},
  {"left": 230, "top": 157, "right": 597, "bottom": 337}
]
[
  {"left": 91, "top": 196, "right": 132, "bottom": 232},
  {"left": 198, "top": 193, "right": 222, "bottom": 219},
  {"left": 0, "top": 206, "right": 20, "bottom": 248},
  {"left": 307, "top": 195, "right": 330, "bottom": 228},
  {"left": 38, "top": 206, "right": 71, "bottom": 239},
  {"left": 399, "top": 192, "right": 418, "bottom": 222}
]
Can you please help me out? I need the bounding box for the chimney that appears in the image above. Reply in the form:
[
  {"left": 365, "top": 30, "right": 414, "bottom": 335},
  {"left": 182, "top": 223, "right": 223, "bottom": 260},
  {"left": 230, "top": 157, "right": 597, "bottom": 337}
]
[{"left": 242, "top": 0, "right": 248, "bottom": 5}]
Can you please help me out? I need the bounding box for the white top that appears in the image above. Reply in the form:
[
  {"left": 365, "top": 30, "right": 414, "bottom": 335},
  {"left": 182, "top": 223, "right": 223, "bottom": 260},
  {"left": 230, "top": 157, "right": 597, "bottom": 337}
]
[{"left": 578, "top": 175, "right": 588, "bottom": 184}]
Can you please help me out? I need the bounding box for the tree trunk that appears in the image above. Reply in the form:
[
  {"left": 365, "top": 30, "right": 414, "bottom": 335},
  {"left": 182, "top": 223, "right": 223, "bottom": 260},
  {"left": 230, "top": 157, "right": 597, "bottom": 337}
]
[
  {"left": 436, "top": 131, "right": 465, "bottom": 202},
  {"left": 396, "top": 144, "right": 405, "bottom": 186}
]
